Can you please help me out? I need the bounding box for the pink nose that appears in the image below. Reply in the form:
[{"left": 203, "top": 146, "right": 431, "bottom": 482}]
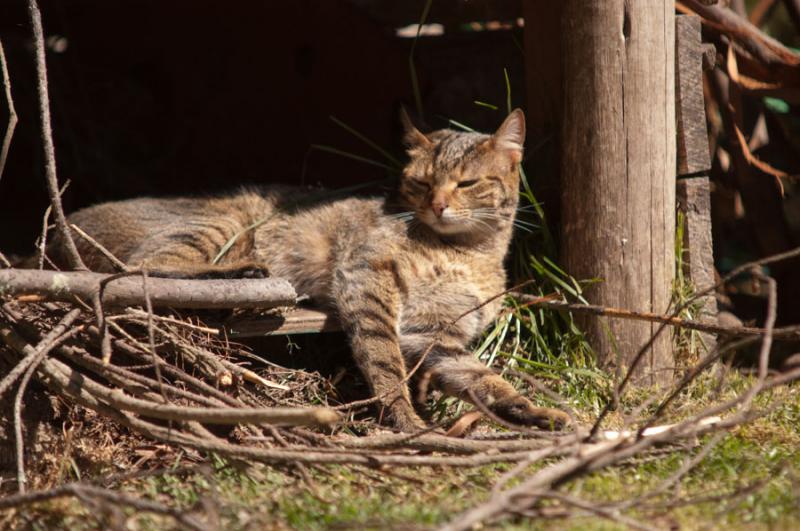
[{"left": 431, "top": 199, "right": 448, "bottom": 218}]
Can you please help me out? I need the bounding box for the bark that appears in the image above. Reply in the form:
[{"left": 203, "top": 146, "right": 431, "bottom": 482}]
[{"left": 0, "top": 268, "right": 297, "bottom": 309}]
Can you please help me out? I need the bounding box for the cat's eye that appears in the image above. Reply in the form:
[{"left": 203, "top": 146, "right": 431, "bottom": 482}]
[{"left": 457, "top": 179, "right": 479, "bottom": 188}]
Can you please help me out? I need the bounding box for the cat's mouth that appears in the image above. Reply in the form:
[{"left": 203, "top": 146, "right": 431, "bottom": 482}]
[{"left": 421, "top": 209, "right": 485, "bottom": 235}]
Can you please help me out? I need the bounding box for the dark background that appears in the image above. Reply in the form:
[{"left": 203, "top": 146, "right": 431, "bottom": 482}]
[{"left": 0, "top": 0, "right": 524, "bottom": 255}]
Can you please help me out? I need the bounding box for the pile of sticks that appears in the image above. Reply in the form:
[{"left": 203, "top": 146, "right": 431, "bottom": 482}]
[{"left": 1, "top": 262, "right": 798, "bottom": 530}]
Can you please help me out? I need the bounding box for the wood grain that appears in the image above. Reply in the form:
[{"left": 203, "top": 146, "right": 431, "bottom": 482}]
[
  {"left": 677, "top": 177, "right": 718, "bottom": 351},
  {"left": 560, "top": 1, "right": 676, "bottom": 385},
  {"left": 676, "top": 15, "right": 712, "bottom": 176}
]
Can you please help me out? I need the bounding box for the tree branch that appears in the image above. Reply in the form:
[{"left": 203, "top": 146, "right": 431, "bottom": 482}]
[{"left": 0, "top": 268, "right": 297, "bottom": 309}]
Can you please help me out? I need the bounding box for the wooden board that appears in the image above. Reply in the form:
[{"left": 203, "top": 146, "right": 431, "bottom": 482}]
[
  {"left": 676, "top": 15, "right": 712, "bottom": 176},
  {"left": 677, "top": 177, "right": 718, "bottom": 351},
  {"left": 224, "top": 307, "right": 340, "bottom": 338}
]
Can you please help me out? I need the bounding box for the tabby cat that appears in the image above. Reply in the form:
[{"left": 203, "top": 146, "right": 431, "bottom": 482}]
[{"left": 50, "top": 109, "right": 570, "bottom": 432}]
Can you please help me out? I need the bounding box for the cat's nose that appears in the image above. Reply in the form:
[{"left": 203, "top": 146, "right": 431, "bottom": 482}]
[{"left": 431, "top": 199, "right": 448, "bottom": 218}]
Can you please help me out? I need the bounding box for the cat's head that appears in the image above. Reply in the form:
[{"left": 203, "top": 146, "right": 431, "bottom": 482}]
[{"left": 399, "top": 109, "right": 525, "bottom": 236}]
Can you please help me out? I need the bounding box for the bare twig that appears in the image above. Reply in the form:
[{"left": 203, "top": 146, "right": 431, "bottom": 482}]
[
  {"left": 69, "top": 224, "right": 128, "bottom": 272},
  {"left": 140, "top": 268, "right": 167, "bottom": 400},
  {"left": 510, "top": 291, "right": 800, "bottom": 340},
  {"left": 0, "top": 38, "right": 17, "bottom": 183},
  {"left": 36, "top": 181, "right": 68, "bottom": 270},
  {"left": 114, "top": 309, "right": 220, "bottom": 335},
  {"left": 542, "top": 491, "right": 656, "bottom": 531},
  {"left": 0, "top": 482, "right": 209, "bottom": 531},
  {"left": 26, "top": 0, "right": 86, "bottom": 271},
  {"left": 0, "top": 308, "right": 82, "bottom": 398}
]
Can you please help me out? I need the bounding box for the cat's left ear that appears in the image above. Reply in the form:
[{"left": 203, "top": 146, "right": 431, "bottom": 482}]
[
  {"left": 491, "top": 109, "right": 526, "bottom": 163},
  {"left": 400, "top": 106, "right": 432, "bottom": 149}
]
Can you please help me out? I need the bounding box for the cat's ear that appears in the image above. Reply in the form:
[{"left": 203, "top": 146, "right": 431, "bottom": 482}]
[
  {"left": 491, "top": 109, "right": 526, "bottom": 163},
  {"left": 400, "top": 106, "right": 432, "bottom": 149}
]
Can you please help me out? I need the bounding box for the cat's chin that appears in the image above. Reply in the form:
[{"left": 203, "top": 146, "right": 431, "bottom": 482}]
[{"left": 418, "top": 213, "right": 477, "bottom": 236}]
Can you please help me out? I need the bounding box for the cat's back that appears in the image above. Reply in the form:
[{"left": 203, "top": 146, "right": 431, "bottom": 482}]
[{"left": 253, "top": 194, "right": 404, "bottom": 299}]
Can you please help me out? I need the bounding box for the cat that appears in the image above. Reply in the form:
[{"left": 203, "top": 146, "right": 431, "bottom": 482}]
[{"left": 48, "top": 109, "right": 570, "bottom": 432}]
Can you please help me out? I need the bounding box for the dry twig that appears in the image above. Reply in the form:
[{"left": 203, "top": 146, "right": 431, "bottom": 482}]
[
  {"left": 0, "top": 38, "right": 17, "bottom": 183},
  {"left": 26, "top": 0, "right": 86, "bottom": 271}
]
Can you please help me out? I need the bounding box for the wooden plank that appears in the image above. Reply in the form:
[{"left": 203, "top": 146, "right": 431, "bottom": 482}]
[
  {"left": 676, "top": 15, "right": 712, "bottom": 176},
  {"left": 677, "top": 177, "right": 718, "bottom": 351},
  {"left": 561, "top": 1, "right": 676, "bottom": 385},
  {"left": 224, "top": 307, "right": 340, "bottom": 338}
]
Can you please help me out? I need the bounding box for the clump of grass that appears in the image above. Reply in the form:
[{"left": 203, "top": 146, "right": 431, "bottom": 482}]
[
  {"left": 474, "top": 169, "right": 608, "bottom": 414},
  {"left": 672, "top": 209, "right": 710, "bottom": 366},
  {"left": 462, "top": 71, "right": 607, "bottom": 414}
]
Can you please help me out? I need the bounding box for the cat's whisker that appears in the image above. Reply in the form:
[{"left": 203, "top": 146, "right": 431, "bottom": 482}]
[
  {"left": 511, "top": 222, "right": 534, "bottom": 234},
  {"left": 469, "top": 217, "right": 496, "bottom": 233},
  {"left": 511, "top": 218, "right": 538, "bottom": 228}
]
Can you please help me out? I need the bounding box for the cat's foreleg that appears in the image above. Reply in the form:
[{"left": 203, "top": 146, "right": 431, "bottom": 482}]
[{"left": 333, "top": 264, "right": 426, "bottom": 432}]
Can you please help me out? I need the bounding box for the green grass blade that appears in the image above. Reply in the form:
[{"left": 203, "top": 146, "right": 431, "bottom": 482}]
[
  {"left": 409, "top": 0, "right": 434, "bottom": 120},
  {"left": 310, "top": 144, "right": 399, "bottom": 173},
  {"left": 329, "top": 115, "right": 402, "bottom": 168}
]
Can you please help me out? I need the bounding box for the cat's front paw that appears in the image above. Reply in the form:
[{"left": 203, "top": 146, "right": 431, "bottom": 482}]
[
  {"left": 385, "top": 403, "right": 428, "bottom": 433},
  {"left": 490, "top": 396, "right": 571, "bottom": 431}
]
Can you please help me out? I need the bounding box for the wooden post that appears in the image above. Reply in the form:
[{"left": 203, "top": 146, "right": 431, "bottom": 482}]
[{"left": 560, "top": 1, "right": 676, "bottom": 385}]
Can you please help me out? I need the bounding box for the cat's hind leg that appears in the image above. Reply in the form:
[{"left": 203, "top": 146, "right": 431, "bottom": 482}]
[
  {"left": 125, "top": 227, "right": 269, "bottom": 280},
  {"left": 404, "top": 338, "right": 570, "bottom": 430}
]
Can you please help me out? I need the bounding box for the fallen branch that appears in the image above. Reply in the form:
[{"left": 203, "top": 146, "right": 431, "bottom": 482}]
[{"left": 0, "top": 268, "right": 297, "bottom": 309}]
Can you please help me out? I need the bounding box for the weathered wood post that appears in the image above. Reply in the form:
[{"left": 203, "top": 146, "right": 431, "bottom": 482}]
[{"left": 559, "top": 1, "right": 676, "bottom": 384}]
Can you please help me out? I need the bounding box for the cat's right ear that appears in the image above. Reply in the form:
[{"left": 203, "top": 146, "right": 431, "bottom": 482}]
[{"left": 400, "top": 107, "right": 432, "bottom": 149}]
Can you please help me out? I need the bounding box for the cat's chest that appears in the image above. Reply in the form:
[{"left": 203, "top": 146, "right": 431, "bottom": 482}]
[{"left": 399, "top": 253, "right": 506, "bottom": 339}]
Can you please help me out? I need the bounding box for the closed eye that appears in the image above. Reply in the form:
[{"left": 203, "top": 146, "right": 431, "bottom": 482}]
[
  {"left": 457, "top": 179, "right": 479, "bottom": 188},
  {"left": 407, "top": 179, "right": 431, "bottom": 190}
]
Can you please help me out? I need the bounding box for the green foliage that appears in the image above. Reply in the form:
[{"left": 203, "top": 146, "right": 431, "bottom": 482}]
[{"left": 468, "top": 71, "right": 606, "bottom": 413}]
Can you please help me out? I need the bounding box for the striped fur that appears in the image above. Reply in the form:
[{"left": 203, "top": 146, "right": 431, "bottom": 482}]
[{"left": 49, "top": 109, "right": 569, "bottom": 431}]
